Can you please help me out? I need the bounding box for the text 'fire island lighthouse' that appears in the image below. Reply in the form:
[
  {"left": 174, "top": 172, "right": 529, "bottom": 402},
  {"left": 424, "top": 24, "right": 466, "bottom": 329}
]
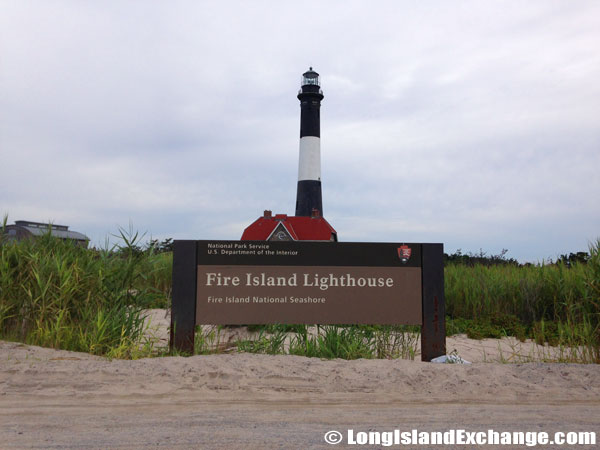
[{"left": 241, "top": 68, "right": 337, "bottom": 242}]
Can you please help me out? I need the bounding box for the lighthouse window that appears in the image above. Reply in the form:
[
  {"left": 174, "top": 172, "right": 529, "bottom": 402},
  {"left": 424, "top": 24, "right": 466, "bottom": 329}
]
[{"left": 302, "top": 75, "right": 319, "bottom": 86}]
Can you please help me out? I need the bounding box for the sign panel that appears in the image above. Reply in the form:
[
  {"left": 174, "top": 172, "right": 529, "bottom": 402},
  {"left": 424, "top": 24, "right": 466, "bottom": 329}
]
[
  {"left": 171, "top": 240, "right": 446, "bottom": 361},
  {"left": 196, "top": 265, "right": 422, "bottom": 324},
  {"left": 195, "top": 240, "right": 422, "bottom": 325}
]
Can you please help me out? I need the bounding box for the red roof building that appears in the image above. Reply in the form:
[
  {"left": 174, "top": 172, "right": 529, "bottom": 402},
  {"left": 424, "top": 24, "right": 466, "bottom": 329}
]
[{"left": 241, "top": 210, "right": 337, "bottom": 242}]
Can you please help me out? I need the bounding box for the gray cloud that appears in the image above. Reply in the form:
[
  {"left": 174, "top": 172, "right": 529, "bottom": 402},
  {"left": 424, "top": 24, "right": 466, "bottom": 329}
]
[{"left": 1, "top": 1, "right": 599, "bottom": 261}]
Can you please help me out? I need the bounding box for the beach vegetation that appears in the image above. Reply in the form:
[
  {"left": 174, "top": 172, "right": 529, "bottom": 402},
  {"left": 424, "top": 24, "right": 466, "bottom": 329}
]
[
  {"left": 444, "top": 240, "right": 600, "bottom": 363},
  {"left": 0, "top": 221, "right": 170, "bottom": 358},
  {"left": 1, "top": 215, "right": 598, "bottom": 362}
]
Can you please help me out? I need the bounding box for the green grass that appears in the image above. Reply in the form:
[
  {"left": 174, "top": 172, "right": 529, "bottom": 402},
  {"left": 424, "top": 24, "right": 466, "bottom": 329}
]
[
  {"left": 444, "top": 240, "right": 600, "bottom": 362},
  {"left": 236, "top": 324, "right": 420, "bottom": 360},
  {"left": 2, "top": 215, "right": 598, "bottom": 362},
  {"left": 0, "top": 222, "right": 170, "bottom": 358}
]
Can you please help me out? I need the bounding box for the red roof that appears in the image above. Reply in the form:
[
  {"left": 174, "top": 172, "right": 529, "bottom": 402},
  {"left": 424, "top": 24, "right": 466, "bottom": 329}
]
[{"left": 241, "top": 212, "right": 337, "bottom": 241}]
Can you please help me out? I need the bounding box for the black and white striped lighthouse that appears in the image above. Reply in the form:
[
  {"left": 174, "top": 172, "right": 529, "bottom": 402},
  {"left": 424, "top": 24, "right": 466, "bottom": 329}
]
[
  {"left": 295, "top": 67, "right": 324, "bottom": 217},
  {"left": 241, "top": 68, "right": 337, "bottom": 242}
]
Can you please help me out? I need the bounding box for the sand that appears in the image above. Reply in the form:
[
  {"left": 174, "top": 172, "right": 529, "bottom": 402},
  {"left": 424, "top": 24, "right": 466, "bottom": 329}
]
[{"left": 1, "top": 310, "right": 599, "bottom": 449}]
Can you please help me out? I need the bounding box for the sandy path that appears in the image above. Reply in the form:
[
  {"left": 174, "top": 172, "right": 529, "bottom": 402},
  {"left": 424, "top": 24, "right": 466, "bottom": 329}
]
[{"left": 1, "top": 340, "right": 599, "bottom": 449}]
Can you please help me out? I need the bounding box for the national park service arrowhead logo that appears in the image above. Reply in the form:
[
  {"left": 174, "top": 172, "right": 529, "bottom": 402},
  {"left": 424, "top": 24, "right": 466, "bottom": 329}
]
[{"left": 398, "top": 244, "right": 411, "bottom": 264}]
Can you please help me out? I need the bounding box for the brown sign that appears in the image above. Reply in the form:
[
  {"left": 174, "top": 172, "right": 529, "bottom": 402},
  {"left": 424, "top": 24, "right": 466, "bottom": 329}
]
[
  {"left": 196, "top": 265, "right": 422, "bottom": 324},
  {"left": 171, "top": 240, "right": 445, "bottom": 361}
]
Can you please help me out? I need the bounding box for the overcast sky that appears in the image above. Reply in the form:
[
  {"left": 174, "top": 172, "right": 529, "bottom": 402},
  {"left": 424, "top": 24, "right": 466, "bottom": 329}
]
[{"left": 1, "top": 1, "right": 599, "bottom": 262}]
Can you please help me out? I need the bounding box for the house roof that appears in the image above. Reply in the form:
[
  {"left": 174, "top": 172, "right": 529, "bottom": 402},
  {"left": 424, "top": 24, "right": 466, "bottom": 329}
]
[
  {"left": 6, "top": 221, "right": 89, "bottom": 241},
  {"left": 241, "top": 212, "right": 337, "bottom": 241}
]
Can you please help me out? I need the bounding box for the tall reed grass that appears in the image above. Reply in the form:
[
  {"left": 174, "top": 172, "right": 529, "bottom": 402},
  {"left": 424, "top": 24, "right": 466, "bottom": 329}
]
[
  {"left": 0, "top": 225, "right": 170, "bottom": 358},
  {"left": 445, "top": 239, "right": 600, "bottom": 363}
]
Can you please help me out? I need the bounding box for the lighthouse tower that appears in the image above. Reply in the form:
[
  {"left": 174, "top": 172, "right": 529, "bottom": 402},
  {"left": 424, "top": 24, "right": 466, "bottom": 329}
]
[
  {"left": 295, "top": 67, "right": 324, "bottom": 217},
  {"left": 241, "top": 68, "right": 337, "bottom": 242}
]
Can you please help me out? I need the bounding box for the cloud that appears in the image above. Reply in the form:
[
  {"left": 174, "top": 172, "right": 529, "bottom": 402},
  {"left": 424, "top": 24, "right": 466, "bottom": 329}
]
[{"left": 1, "top": 1, "right": 599, "bottom": 262}]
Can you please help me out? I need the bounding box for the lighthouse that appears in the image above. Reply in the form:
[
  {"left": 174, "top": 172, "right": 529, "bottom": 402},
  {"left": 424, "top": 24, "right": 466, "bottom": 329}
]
[
  {"left": 295, "top": 67, "right": 324, "bottom": 217},
  {"left": 241, "top": 68, "right": 337, "bottom": 242}
]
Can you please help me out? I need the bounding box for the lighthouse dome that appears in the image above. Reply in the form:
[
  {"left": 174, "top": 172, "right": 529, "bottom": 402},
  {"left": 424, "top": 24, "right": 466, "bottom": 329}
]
[{"left": 301, "top": 67, "right": 320, "bottom": 87}]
